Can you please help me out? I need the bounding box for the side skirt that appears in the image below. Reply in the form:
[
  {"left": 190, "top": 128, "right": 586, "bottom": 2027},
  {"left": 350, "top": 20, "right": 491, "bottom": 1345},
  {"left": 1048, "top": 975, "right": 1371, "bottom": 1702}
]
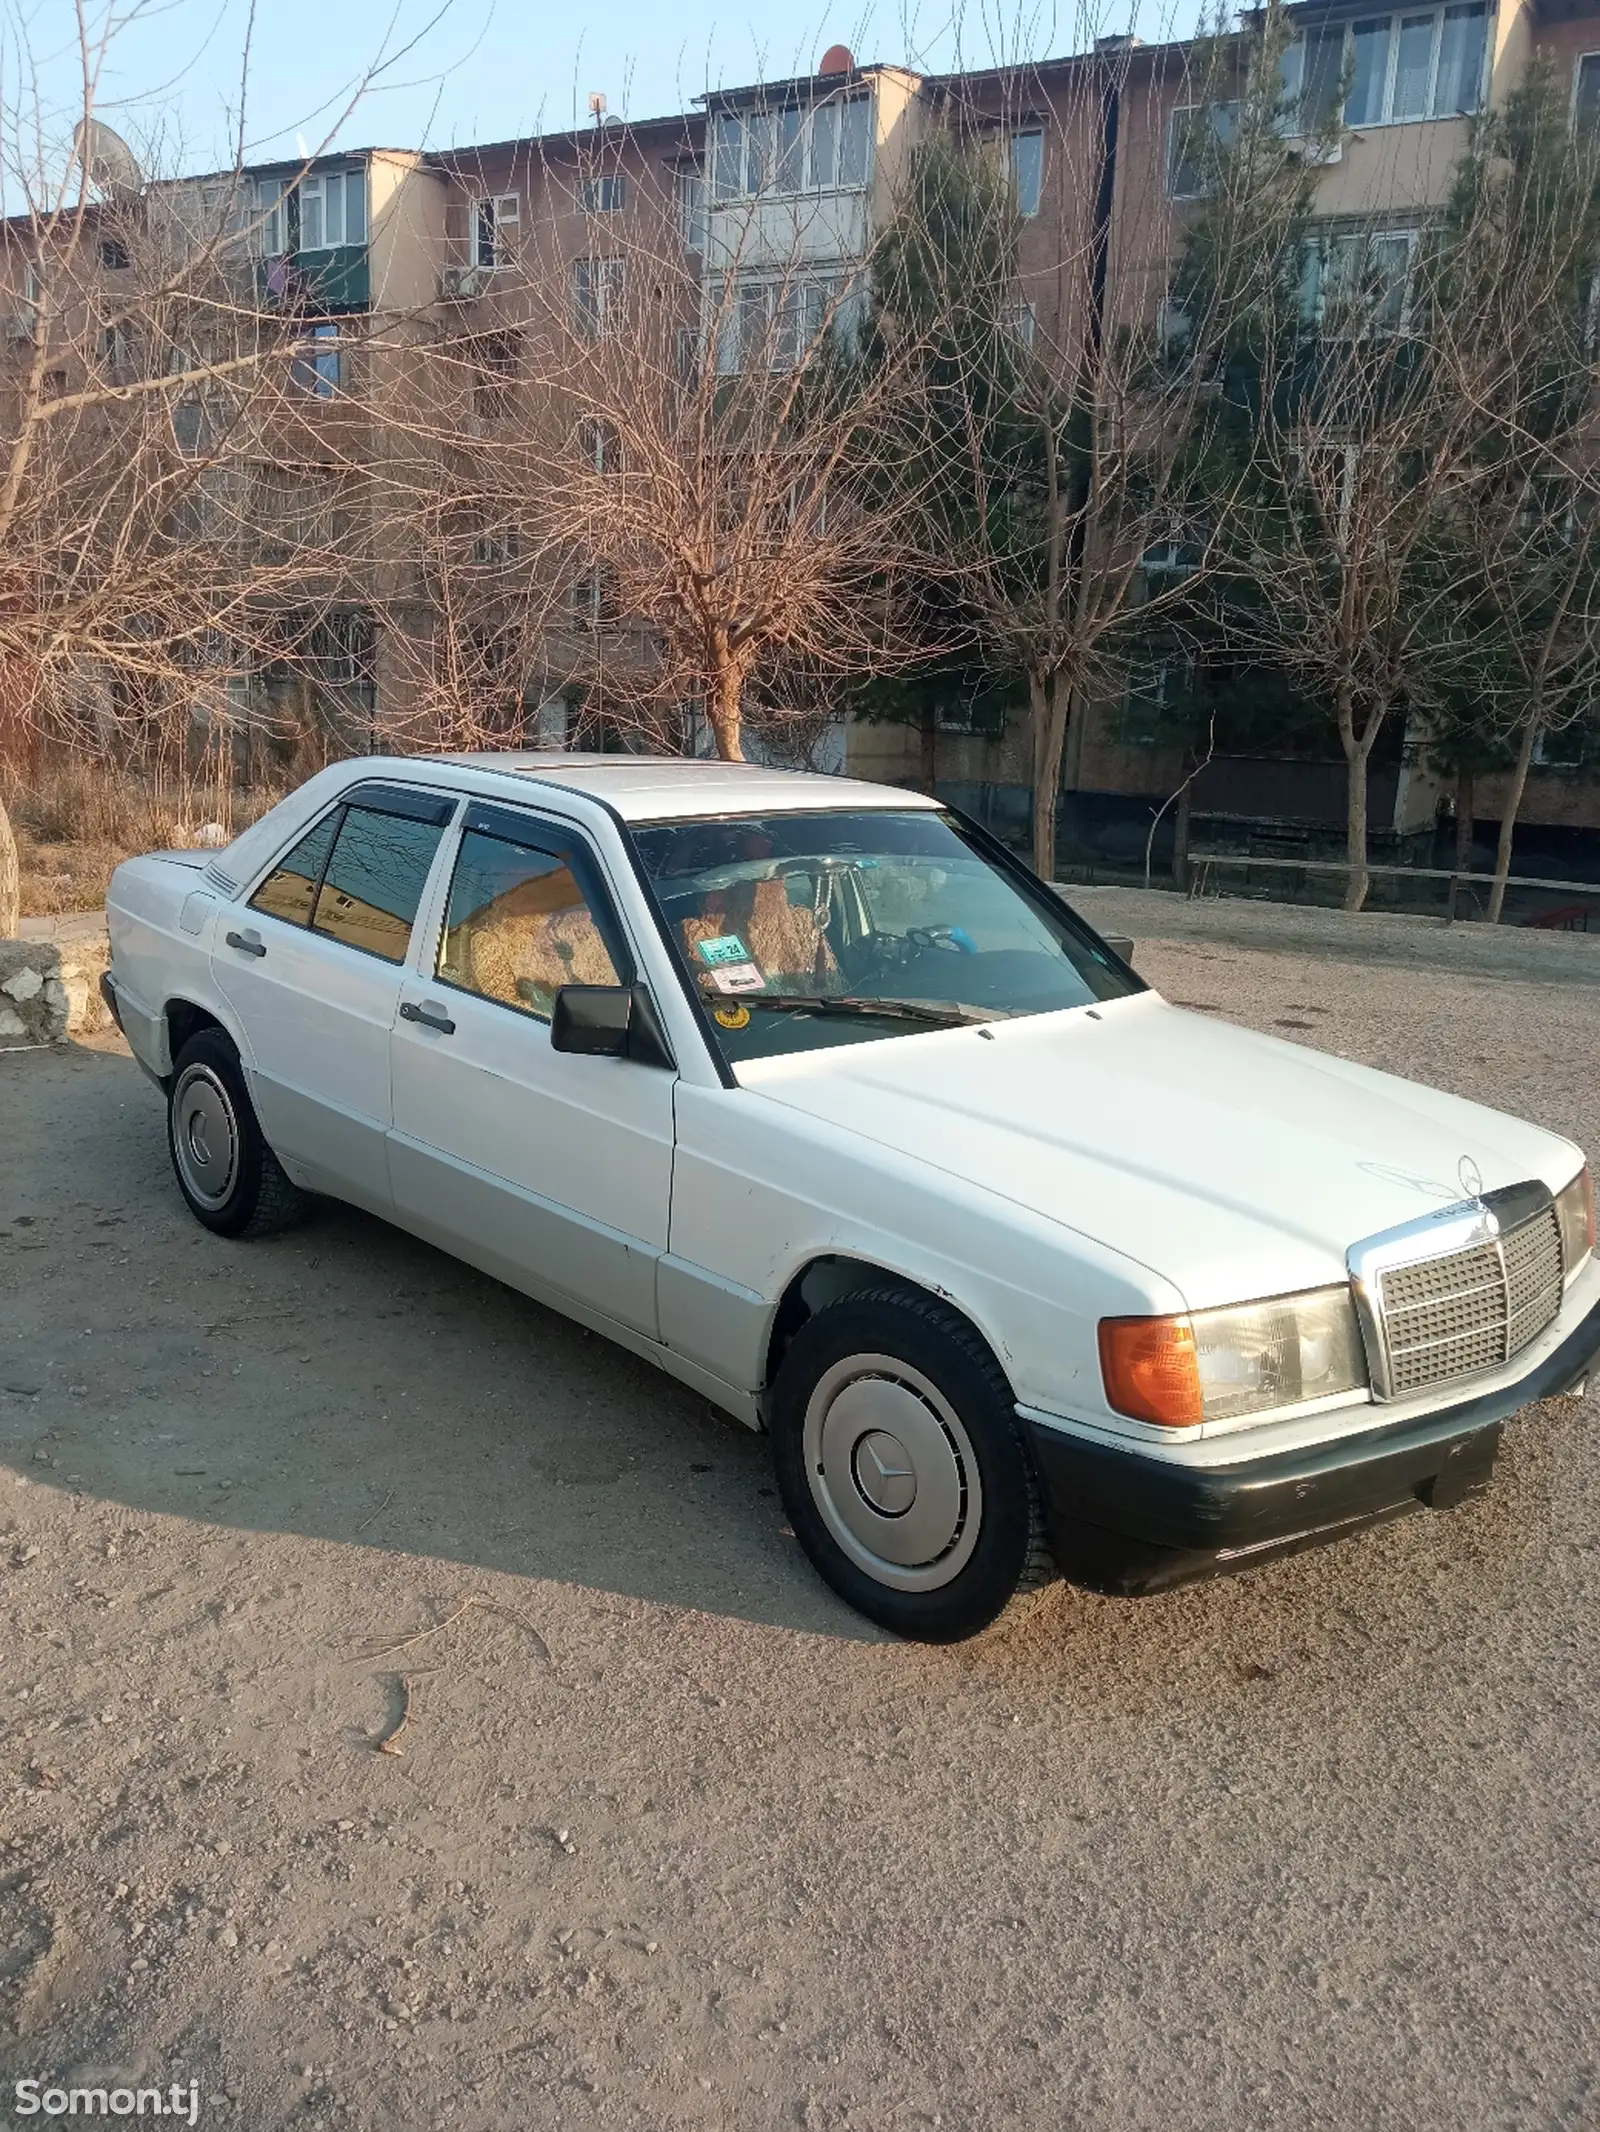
[{"left": 381, "top": 1199, "right": 763, "bottom": 1431}]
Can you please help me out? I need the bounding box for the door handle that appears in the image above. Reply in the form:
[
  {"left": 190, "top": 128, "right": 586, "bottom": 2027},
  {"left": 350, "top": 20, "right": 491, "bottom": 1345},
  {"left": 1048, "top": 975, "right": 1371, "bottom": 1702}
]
[
  {"left": 225, "top": 929, "right": 266, "bottom": 958},
  {"left": 399, "top": 1000, "right": 456, "bottom": 1035}
]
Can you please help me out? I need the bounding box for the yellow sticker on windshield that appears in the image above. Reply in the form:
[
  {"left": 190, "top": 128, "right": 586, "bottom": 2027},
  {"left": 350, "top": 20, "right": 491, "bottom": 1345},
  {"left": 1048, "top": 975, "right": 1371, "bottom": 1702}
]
[{"left": 713, "top": 1003, "right": 752, "bottom": 1030}]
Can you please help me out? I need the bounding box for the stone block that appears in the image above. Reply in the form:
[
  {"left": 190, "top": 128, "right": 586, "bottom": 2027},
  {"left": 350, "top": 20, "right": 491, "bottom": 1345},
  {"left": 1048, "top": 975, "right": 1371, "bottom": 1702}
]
[{"left": 0, "top": 941, "right": 70, "bottom": 1044}]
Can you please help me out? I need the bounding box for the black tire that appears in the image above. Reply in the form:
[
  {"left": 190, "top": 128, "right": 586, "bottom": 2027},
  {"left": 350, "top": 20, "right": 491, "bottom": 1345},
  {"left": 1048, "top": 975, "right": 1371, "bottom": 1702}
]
[
  {"left": 165, "top": 1028, "right": 309, "bottom": 1239},
  {"left": 771, "top": 1286, "right": 1056, "bottom": 1641}
]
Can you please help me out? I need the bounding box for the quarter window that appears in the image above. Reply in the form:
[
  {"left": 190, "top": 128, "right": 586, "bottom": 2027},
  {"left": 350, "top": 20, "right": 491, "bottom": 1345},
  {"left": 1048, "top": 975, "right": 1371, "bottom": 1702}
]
[
  {"left": 311, "top": 805, "right": 449, "bottom": 962},
  {"left": 249, "top": 811, "right": 340, "bottom": 927},
  {"left": 437, "top": 827, "right": 622, "bottom": 1021}
]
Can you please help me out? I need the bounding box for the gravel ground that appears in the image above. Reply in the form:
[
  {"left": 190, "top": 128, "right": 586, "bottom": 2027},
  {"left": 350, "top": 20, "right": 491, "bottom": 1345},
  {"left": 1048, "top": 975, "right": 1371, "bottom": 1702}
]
[{"left": 2, "top": 906, "right": 1598, "bottom": 2132}]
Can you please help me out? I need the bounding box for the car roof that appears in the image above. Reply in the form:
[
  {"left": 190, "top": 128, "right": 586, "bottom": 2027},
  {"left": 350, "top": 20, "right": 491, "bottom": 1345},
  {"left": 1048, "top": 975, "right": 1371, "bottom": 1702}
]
[{"left": 439, "top": 751, "right": 941, "bottom": 823}]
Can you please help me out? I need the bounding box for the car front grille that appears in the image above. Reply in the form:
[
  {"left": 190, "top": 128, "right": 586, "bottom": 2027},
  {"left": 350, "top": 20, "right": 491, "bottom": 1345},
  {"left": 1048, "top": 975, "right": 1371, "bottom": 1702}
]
[{"left": 1378, "top": 1206, "right": 1564, "bottom": 1397}]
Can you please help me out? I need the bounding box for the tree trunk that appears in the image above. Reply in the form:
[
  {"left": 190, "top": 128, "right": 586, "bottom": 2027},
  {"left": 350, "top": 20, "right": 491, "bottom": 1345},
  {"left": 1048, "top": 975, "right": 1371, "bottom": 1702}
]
[
  {"left": 1452, "top": 769, "right": 1474, "bottom": 921},
  {"left": 918, "top": 703, "right": 937, "bottom": 796},
  {"left": 1173, "top": 782, "right": 1192, "bottom": 894},
  {"left": 1454, "top": 770, "right": 1474, "bottom": 871},
  {"left": 0, "top": 789, "right": 18, "bottom": 937},
  {"left": 1343, "top": 747, "right": 1370, "bottom": 913},
  {"left": 1487, "top": 715, "right": 1540, "bottom": 927},
  {"left": 1029, "top": 669, "right": 1070, "bottom": 879},
  {"left": 707, "top": 659, "right": 746, "bottom": 763}
]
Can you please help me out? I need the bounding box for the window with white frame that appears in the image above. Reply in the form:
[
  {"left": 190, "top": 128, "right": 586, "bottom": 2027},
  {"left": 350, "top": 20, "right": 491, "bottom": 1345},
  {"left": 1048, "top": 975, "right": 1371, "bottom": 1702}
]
[
  {"left": 98, "top": 321, "right": 137, "bottom": 379},
  {"left": 676, "top": 168, "right": 707, "bottom": 253},
  {"left": 714, "top": 270, "right": 864, "bottom": 373},
  {"left": 1282, "top": 5, "right": 1487, "bottom": 131},
  {"left": 290, "top": 322, "right": 343, "bottom": 399},
  {"left": 471, "top": 524, "right": 520, "bottom": 566},
  {"left": 254, "top": 168, "right": 367, "bottom": 256},
  {"left": 1532, "top": 721, "right": 1591, "bottom": 769},
  {"left": 1299, "top": 227, "right": 1420, "bottom": 333},
  {"left": 1141, "top": 530, "right": 1205, "bottom": 579},
  {"left": 469, "top": 332, "right": 521, "bottom": 419},
  {"left": 254, "top": 177, "right": 290, "bottom": 257},
  {"left": 708, "top": 93, "right": 872, "bottom": 201},
  {"left": 1574, "top": 53, "right": 1600, "bottom": 130},
  {"left": 298, "top": 168, "right": 368, "bottom": 251},
  {"left": 1166, "top": 103, "right": 1239, "bottom": 199},
  {"left": 1279, "top": 22, "right": 1348, "bottom": 132},
  {"left": 571, "top": 256, "right": 625, "bottom": 337},
  {"left": 578, "top": 417, "right": 622, "bottom": 472},
  {"left": 1004, "top": 300, "right": 1037, "bottom": 349},
  {"left": 473, "top": 195, "right": 520, "bottom": 270},
  {"left": 1003, "top": 130, "right": 1044, "bottom": 217},
  {"left": 579, "top": 173, "right": 626, "bottom": 213},
  {"left": 570, "top": 563, "right": 620, "bottom": 626},
  {"left": 1120, "top": 655, "right": 1194, "bottom": 745}
]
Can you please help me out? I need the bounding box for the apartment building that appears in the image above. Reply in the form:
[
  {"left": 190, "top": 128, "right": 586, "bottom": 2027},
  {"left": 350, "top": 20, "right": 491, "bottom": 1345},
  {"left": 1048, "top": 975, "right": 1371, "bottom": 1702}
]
[
  {"left": 4, "top": 1, "right": 1599, "bottom": 870},
  {"left": 886, "top": 0, "right": 1600, "bottom": 871}
]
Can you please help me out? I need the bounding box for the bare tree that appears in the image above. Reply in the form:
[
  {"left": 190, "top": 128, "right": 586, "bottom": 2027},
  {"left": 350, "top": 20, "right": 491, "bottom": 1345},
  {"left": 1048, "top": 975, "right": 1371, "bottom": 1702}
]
[
  {"left": 0, "top": 0, "right": 433, "bottom": 929},
  {"left": 868, "top": 24, "right": 1316, "bottom": 876},
  {"left": 1422, "top": 66, "right": 1600, "bottom": 922},
  {"left": 411, "top": 111, "right": 955, "bottom": 769}
]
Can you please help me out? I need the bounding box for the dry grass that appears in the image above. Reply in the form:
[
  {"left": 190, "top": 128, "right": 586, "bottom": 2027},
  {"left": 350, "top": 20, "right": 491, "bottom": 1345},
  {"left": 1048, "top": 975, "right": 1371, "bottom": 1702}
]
[{"left": 3, "top": 757, "right": 287, "bottom": 918}]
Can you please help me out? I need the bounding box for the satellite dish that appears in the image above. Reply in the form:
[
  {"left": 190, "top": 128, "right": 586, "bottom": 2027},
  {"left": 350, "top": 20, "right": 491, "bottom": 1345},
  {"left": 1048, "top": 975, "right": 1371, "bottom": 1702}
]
[
  {"left": 818, "top": 43, "right": 856, "bottom": 76},
  {"left": 73, "top": 117, "right": 144, "bottom": 199}
]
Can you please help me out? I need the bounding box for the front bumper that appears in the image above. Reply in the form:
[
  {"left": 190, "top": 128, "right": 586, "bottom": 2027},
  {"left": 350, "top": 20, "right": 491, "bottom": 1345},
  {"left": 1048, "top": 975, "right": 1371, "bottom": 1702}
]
[{"left": 1027, "top": 1294, "right": 1600, "bottom": 1596}]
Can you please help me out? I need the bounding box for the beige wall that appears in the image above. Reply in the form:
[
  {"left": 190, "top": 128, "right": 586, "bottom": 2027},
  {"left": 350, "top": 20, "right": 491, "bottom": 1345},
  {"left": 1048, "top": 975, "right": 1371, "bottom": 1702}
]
[{"left": 368, "top": 153, "right": 449, "bottom": 313}]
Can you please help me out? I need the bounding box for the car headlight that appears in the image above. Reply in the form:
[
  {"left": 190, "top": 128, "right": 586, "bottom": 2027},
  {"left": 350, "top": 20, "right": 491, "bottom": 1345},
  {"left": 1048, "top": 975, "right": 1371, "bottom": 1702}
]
[
  {"left": 1099, "top": 1287, "right": 1368, "bottom": 1428},
  {"left": 1556, "top": 1165, "right": 1595, "bottom": 1281}
]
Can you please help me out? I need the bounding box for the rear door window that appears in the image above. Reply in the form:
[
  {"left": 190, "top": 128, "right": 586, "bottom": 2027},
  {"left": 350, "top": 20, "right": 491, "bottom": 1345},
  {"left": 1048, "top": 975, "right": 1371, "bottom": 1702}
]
[{"left": 312, "top": 805, "right": 450, "bottom": 963}]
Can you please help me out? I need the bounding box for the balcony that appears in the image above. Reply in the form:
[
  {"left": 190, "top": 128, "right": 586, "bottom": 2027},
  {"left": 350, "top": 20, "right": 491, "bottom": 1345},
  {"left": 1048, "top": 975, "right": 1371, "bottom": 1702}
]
[{"left": 257, "top": 246, "right": 370, "bottom": 314}]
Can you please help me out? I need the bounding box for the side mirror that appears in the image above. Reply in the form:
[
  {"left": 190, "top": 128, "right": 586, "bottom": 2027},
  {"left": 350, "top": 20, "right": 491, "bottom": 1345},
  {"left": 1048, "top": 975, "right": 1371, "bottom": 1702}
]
[
  {"left": 1101, "top": 935, "right": 1136, "bottom": 967},
  {"left": 550, "top": 984, "right": 675, "bottom": 1070}
]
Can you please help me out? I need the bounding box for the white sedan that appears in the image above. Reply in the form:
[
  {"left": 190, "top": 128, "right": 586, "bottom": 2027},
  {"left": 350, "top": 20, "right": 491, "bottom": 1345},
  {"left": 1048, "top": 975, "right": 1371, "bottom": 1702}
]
[{"left": 103, "top": 753, "right": 1599, "bottom": 1639}]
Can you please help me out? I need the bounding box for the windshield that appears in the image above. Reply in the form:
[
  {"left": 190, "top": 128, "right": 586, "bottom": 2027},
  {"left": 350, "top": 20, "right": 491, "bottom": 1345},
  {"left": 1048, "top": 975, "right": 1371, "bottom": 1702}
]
[{"left": 629, "top": 808, "right": 1142, "bottom": 1062}]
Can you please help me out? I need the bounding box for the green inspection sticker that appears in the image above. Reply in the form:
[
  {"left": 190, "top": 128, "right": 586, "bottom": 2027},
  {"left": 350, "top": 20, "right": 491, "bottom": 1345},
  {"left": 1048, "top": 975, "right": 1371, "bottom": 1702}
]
[{"left": 697, "top": 934, "right": 749, "bottom": 967}]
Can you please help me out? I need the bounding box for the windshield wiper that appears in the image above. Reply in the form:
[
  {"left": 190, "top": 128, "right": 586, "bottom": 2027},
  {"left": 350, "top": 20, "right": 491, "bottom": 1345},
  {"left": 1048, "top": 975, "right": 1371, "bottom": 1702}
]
[{"left": 704, "top": 992, "right": 1002, "bottom": 1026}]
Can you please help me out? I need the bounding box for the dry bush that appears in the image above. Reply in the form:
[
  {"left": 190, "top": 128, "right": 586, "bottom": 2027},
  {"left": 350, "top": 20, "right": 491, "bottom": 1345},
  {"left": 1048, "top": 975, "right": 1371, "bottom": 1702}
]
[{"left": 1, "top": 756, "right": 285, "bottom": 914}]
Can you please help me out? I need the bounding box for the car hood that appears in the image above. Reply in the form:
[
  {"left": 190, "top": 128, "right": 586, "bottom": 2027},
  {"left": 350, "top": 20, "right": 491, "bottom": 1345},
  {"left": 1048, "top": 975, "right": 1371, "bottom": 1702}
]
[{"left": 737, "top": 992, "right": 1580, "bottom": 1311}]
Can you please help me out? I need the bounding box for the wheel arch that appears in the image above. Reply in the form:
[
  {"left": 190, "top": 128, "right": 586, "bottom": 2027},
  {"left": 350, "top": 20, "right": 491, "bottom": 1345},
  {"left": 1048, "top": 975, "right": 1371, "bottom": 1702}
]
[
  {"left": 762, "top": 1254, "right": 1015, "bottom": 1405},
  {"left": 163, "top": 996, "right": 246, "bottom": 1080}
]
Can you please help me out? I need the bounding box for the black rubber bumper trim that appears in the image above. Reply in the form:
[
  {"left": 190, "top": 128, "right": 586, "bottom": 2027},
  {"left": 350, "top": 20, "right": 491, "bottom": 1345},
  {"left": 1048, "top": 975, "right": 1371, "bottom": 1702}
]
[
  {"left": 99, "top": 971, "right": 124, "bottom": 1033},
  {"left": 1028, "top": 1292, "right": 1600, "bottom": 1597}
]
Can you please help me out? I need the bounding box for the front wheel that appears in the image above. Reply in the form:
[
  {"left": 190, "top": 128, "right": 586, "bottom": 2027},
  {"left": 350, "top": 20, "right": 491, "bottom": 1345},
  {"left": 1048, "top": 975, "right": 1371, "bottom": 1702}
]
[
  {"left": 771, "top": 1287, "right": 1056, "bottom": 1640},
  {"left": 166, "top": 1028, "right": 309, "bottom": 1239}
]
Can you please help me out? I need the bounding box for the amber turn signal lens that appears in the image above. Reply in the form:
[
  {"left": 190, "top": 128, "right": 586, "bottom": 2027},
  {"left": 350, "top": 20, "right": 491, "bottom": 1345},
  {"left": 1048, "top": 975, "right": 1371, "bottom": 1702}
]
[
  {"left": 1583, "top": 1166, "right": 1597, "bottom": 1252},
  {"left": 1098, "top": 1314, "right": 1204, "bottom": 1427}
]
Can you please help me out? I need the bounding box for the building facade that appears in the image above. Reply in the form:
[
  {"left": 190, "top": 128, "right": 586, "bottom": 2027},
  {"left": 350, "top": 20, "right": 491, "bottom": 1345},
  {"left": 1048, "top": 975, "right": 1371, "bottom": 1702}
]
[{"left": 5, "top": 2, "right": 1600, "bottom": 874}]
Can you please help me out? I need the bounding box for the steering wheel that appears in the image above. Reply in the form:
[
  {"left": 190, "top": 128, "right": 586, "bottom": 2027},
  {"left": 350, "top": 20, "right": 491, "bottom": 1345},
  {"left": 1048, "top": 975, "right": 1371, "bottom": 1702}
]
[{"left": 907, "top": 924, "right": 976, "bottom": 955}]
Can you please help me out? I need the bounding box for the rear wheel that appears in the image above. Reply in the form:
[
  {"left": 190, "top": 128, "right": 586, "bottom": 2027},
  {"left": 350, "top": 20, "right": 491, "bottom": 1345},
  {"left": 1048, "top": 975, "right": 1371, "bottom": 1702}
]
[
  {"left": 771, "top": 1287, "right": 1055, "bottom": 1641},
  {"left": 166, "top": 1028, "right": 308, "bottom": 1239}
]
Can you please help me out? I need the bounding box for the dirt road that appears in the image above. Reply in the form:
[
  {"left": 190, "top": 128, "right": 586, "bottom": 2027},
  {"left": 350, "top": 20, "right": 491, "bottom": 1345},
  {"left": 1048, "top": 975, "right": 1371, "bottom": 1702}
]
[{"left": 2, "top": 919, "right": 1598, "bottom": 2131}]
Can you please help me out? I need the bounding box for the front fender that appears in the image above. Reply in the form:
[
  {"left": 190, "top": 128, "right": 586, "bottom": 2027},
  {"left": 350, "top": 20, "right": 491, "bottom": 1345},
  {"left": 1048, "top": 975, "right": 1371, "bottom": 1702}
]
[{"left": 665, "top": 1083, "right": 1185, "bottom": 1419}]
